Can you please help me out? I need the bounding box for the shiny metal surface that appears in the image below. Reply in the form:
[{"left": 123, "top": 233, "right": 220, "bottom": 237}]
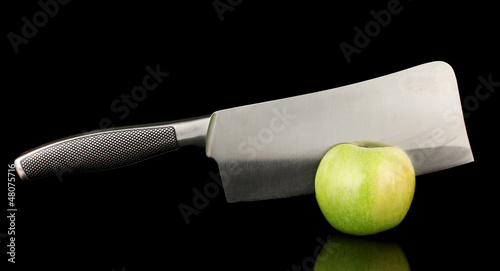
[
  {"left": 206, "top": 61, "right": 474, "bottom": 202},
  {"left": 174, "top": 116, "right": 211, "bottom": 148}
]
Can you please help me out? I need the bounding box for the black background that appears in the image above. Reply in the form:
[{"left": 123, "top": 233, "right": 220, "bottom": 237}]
[{"left": 4, "top": 0, "right": 499, "bottom": 270}]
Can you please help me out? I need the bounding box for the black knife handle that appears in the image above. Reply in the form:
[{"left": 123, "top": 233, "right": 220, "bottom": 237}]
[{"left": 14, "top": 117, "right": 210, "bottom": 180}]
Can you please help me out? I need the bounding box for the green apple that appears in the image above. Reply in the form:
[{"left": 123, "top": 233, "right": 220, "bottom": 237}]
[
  {"left": 315, "top": 141, "right": 415, "bottom": 235},
  {"left": 314, "top": 233, "right": 410, "bottom": 271}
]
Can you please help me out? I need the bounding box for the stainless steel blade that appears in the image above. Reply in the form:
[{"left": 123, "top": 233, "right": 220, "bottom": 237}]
[{"left": 206, "top": 61, "right": 473, "bottom": 202}]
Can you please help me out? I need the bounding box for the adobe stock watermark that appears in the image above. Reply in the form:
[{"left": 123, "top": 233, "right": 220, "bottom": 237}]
[
  {"left": 7, "top": 0, "right": 71, "bottom": 54},
  {"left": 462, "top": 73, "right": 498, "bottom": 118},
  {"left": 212, "top": 0, "right": 243, "bottom": 22},
  {"left": 237, "top": 107, "right": 297, "bottom": 159},
  {"left": 339, "top": 0, "right": 412, "bottom": 64},
  {"left": 177, "top": 170, "right": 227, "bottom": 225},
  {"left": 178, "top": 106, "right": 296, "bottom": 225},
  {"left": 51, "top": 63, "right": 169, "bottom": 183},
  {"left": 408, "top": 72, "right": 497, "bottom": 171},
  {"left": 82, "top": 63, "right": 170, "bottom": 131}
]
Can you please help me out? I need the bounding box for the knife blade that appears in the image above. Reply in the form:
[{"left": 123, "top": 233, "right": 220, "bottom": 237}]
[{"left": 14, "top": 61, "right": 473, "bottom": 202}]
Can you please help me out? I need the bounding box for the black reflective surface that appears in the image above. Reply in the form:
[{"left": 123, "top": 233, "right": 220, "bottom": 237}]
[
  {"left": 5, "top": 0, "right": 497, "bottom": 270},
  {"left": 315, "top": 234, "right": 410, "bottom": 270}
]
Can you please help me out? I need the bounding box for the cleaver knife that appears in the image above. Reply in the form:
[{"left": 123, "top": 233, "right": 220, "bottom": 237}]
[{"left": 14, "top": 61, "right": 473, "bottom": 202}]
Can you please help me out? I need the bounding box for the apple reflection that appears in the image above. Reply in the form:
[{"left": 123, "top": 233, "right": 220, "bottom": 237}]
[{"left": 314, "top": 234, "right": 410, "bottom": 271}]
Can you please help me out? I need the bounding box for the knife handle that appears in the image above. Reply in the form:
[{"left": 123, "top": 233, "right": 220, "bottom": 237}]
[{"left": 14, "top": 116, "right": 210, "bottom": 180}]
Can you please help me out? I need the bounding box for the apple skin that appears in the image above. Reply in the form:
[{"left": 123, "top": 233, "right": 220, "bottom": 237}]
[
  {"left": 314, "top": 233, "right": 410, "bottom": 271},
  {"left": 315, "top": 141, "right": 415, "bottom": 236}
]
